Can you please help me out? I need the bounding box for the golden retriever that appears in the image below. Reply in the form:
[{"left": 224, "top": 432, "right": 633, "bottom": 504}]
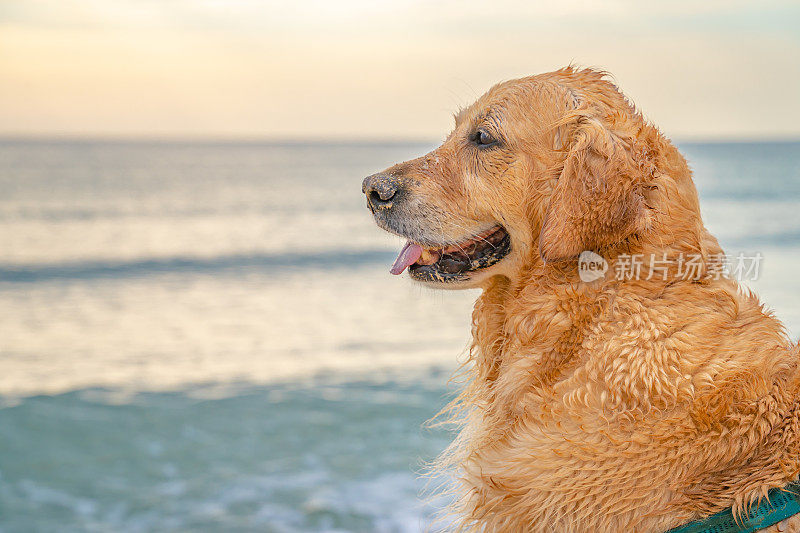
[{"left": 362, "top": 67, "right": 800, "bottom": 532}]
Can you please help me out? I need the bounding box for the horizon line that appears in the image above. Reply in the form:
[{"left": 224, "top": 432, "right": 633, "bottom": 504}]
[{"left": 1, "top": 133, "right": 799, "bottom": 146}]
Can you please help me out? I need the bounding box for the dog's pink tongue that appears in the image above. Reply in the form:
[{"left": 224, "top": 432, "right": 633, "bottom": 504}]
[{"left": 390, "top": 242, "right": 423, "bottom": 275}]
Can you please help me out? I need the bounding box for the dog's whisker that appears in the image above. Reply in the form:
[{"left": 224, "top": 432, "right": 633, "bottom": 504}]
[{"left": 444, "top": 220, "right": 499, "bottom": 250}]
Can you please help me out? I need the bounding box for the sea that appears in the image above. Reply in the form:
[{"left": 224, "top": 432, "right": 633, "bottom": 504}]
[{"left": 0, "top": 139, "right": 799, "bottom": 532}]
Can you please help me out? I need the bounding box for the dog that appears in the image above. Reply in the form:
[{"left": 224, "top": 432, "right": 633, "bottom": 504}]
[{"left": 362, "top": 67, "right": 800, "bottom": 532}]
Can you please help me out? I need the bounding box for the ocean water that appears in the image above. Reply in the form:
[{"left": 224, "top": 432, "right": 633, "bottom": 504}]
[{"left": 0, "top": 139, "right": 799, "bottom": 532}]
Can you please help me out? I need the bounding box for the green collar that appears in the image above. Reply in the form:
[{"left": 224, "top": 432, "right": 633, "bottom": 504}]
[{"left": 667, "top": 482, "right": 800, "bottom": 533}]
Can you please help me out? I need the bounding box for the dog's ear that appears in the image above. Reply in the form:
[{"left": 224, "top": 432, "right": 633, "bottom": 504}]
[{"left": 539, "top": 116, "right": 653, "bottom": 262}]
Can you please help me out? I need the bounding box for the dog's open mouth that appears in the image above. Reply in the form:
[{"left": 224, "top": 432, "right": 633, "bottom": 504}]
[{"left": 389, "top": 225, "right": 511, "bottom": 282}]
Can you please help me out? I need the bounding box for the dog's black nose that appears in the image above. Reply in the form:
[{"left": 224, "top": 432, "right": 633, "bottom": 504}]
[{"left": 362, "top": 174, "right": 399, "bottom": 210}]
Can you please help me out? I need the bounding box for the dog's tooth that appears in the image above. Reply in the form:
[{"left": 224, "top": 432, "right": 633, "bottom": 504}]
[{"left": 418, "top": 248, "right": 438, "bottom": 265}]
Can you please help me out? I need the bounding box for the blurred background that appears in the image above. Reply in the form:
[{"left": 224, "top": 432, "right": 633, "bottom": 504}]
[{"left": 1, "top": 1, "right": 799, "bottom": 532}]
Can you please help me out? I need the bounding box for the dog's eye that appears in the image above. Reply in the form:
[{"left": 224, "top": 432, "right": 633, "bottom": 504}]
[{"left": 474, "top": 129, "right": 497, "bottom": 147}]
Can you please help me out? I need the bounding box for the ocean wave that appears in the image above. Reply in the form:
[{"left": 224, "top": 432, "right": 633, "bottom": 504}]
[
  {"left": 0, "top": 376, "right": 456, "bottom": 532},
  {"left": 0, "top": 249, "right": 397, "bottom": 283}
]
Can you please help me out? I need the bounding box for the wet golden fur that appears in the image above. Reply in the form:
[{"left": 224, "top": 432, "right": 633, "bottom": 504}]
[{"left": 370, "top": 67, "right": 800, "bottom": 531}]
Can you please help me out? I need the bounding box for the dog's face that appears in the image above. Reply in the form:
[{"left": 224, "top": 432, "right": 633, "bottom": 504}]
[{"left": 363, "top": 68, "right": 657, "bottom": 289}]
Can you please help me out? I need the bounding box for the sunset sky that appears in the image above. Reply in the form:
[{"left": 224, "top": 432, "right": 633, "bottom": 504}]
[{"left": 1, "top": 0, "right": 799, "bottom": 140}]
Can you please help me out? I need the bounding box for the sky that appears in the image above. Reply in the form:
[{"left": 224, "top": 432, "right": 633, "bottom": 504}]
[{"left": 1, "top": 0, "right": 799, "bottom": 141}]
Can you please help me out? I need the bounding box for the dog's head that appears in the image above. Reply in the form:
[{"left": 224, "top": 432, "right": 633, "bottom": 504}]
[{"left": 363, "top": 67, "right": 665, "bottom": 289}]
